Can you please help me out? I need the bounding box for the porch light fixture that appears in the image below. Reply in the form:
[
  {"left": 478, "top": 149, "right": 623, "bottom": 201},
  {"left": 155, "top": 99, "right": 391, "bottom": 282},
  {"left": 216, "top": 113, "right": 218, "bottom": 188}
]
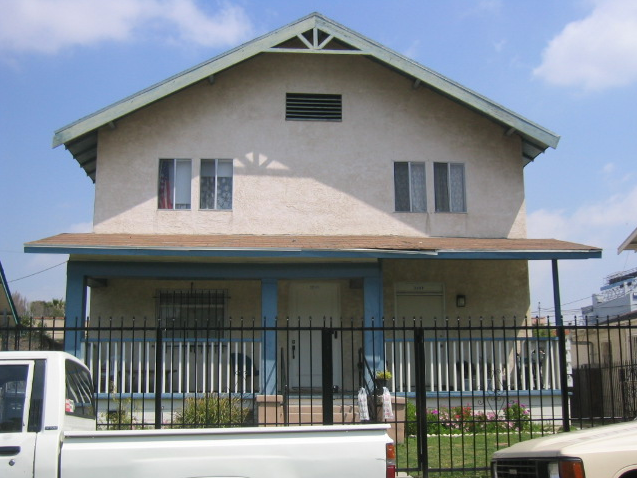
[{"left": 456, "top": 295, "right": 466, "bottom": 307}]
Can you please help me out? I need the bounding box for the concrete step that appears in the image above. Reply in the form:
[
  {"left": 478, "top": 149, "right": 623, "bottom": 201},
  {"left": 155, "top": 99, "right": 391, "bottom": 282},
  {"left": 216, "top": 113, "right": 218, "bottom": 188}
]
[{"left": 285, "top": 403, "right": 359, "bottom": 424}]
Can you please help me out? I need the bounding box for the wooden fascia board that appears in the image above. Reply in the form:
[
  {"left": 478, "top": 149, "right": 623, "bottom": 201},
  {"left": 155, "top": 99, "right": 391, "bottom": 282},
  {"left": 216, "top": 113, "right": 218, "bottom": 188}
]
[
  {"left": 312, "top": 16, "right": 559, "bottom": 150},
  {"left": 52, "top": 16, "right": 320, "bottom": 149},
  {"left": 24, "top": 243, "right": 601, "bottom": 261}
]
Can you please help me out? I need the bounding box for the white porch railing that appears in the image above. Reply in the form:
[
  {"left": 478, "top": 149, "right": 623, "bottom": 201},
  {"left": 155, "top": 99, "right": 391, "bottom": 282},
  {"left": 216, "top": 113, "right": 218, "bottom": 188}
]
[
  {"left": 85, "top": 339, "right": 261, "bottom": 394},
  {"left": 385, "top": 336, "right": 562, "bottom": 393}
]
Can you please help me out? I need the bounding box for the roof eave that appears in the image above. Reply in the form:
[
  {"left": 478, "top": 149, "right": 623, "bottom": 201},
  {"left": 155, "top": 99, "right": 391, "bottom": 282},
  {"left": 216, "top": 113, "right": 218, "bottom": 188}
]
[
  {"left": 52, "top": 12, "right": 559, "bottom": 158},
  {"left": 618, "top": 226, "right": 637, "bottom": 254},
  {"left": 24, "top": 243, "right": 601, "bottom": 261}
]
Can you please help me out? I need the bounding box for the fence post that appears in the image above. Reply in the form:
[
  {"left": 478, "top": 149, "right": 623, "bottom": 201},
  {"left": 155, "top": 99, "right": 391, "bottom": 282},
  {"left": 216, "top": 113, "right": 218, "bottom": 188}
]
[
  {"left": 322, "top": 328, "right": 334, "bottom": 425},
  {"left": 414, "top": 328, "right": 428, "bottom": 476},
  {"left": 155, "top": 325, "right": 163, "bottom": 429}
]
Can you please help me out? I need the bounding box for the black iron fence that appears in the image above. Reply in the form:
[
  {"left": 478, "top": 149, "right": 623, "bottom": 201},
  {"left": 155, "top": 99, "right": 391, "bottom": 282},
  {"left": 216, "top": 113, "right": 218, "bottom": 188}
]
[{"left": 2, "top": 315, "right": 637, "bottom": 477}]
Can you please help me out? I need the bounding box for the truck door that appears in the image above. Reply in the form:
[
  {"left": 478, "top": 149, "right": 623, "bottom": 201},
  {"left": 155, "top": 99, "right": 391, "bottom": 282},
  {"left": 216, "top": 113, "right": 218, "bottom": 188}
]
[{"left": 0, "top": 360, "right": 40, "bottom": 478}]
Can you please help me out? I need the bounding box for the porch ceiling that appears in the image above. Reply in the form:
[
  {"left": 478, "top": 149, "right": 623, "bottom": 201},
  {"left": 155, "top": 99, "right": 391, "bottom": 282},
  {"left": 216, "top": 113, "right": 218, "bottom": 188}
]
[{"left": 24, "top": 233, "right": 601, "bottom": 260}]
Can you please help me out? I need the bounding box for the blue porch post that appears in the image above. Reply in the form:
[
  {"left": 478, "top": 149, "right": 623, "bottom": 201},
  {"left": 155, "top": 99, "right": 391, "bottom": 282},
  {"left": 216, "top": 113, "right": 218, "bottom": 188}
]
[
  {"left": 261, "top": 278, "right": 278, "bottom": 395},
  {"left": 363, "top": 275, "right": 384, "bottom": 376},
  {"left": 64, "top": 262, "right": 87, "bottom": 358}
]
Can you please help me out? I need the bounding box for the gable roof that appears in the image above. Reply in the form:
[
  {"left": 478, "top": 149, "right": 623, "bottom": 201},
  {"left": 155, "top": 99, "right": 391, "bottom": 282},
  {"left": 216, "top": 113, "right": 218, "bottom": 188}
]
[
  {"left": 0, "top": 260, "right": 19, "bottom": 326},
  {"left": 53, "top": 12, "right": 560, "bottom": 182}
]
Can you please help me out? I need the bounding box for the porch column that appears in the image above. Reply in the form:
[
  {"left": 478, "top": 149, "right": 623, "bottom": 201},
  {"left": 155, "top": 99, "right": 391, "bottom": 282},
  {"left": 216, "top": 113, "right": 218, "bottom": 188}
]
[
  {"left": 64, "top": 262, "right": 87, "bottom": 357},
  {"left": 363, "top": 275, "right": 384, "bottom": 373},
  {"left": 261, "top": 278, "right": 278, "bottom": 395},
  {"left": 552, "top": 259, "right": 571, "bottom": 431}
]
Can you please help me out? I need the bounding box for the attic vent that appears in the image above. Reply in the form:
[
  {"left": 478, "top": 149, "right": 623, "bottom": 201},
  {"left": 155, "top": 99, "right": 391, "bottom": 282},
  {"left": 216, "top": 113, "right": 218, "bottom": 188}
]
[{"left": 286, "top": 93, "right": 342, "bottom": 121}]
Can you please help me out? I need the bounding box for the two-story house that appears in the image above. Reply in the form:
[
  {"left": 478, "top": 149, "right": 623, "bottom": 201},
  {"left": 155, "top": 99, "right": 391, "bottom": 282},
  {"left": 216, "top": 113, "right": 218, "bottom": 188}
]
[{"left": 26, "top": 14, "right": 599, "bottom": 424}]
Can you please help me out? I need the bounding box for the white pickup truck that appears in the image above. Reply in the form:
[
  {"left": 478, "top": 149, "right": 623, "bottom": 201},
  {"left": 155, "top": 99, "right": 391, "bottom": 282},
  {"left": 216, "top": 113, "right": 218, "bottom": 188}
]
[
  {"left": 491, "top": 421, "right": 637, "bottom": 478},
  {"left": 1, "top": 351, "right": 395, "bottom": 478}
]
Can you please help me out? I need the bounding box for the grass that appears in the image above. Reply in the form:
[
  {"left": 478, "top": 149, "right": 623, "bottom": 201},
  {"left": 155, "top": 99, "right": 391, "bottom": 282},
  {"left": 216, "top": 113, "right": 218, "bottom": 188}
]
[{"left": 396, "top": 432, "right": 542, "bottom": 478}]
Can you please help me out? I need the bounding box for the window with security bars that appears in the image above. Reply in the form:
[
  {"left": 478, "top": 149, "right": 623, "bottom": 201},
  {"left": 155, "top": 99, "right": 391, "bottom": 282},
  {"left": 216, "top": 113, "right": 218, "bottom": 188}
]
[
  {"left": 394, "top": 161, "right": 426, "bottom": 212},
  {"left": 157, "top": 289, "right": 227, "bottom": 338},
  {"left": 200, "top": 159, "right": 233, "bottom": 210},
  {"left": 434, "top": 162, "right": 466, "bottom": 213},
  {"left": 286, "top": 93, "right": 342, "bottom": 121}
]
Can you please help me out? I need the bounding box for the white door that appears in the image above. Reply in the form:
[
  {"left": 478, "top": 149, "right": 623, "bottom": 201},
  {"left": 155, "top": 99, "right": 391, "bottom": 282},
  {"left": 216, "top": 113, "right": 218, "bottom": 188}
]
[
  {"left": 395, "top": 282, "right": 445, "bottom": 334},
  {"left": 288, "top": 282, "right": 341, "bottom": 390},
  {"left": 0, "top": 360, "right": 37, "bottom": 478}
]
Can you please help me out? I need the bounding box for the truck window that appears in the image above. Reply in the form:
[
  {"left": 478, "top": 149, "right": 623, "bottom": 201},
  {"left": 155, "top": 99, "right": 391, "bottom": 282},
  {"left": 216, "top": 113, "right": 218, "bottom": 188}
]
[
  {"left": 65, "top": 360, "right": 95, "bottom": 419},
  {"left": 0, "top": 364, "right": 28, "bottom": 433}
]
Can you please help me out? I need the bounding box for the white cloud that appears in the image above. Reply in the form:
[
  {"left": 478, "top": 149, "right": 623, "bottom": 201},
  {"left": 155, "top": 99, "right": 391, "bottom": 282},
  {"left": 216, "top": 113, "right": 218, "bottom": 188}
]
[
  {"left": 534, "top": 0, "right": 637, "bottom": 90},
  {"left": 527, "top": 184, "right": 637, "bottom": 316},
  {"left": 528, "top": 185, "right": 637, "bottom": 240},
  {"left": 68, "top": 222, "right": 93, "bottom": 233},
  {"left": 0, "top": 0, "right": 253, "bottom": 54}
]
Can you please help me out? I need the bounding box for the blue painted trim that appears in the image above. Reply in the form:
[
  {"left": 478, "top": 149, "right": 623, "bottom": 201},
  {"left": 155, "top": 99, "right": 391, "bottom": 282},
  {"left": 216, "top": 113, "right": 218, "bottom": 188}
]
[
  {"left": 57, "top": 261, "right": 382, "bottom": 280},
  {"left": 96, "top": 392, "right": 256, "bottom": 400},
  {"left": 389, "top": 390, "right": 562, "bottom": 399},
  {"left": 25, "top": 245, "right": 601, "bottom": 260},
  {"left": 85, "top": 337, "right": 262, "bottom": 343},
  {"left": 363, "top": 275, "right": 385, "bottom": 373},
  {"left": 384, "top": 337, "right": 559, "bottom": 343},
  {"left": 65, "top": 263, "right": 86, "bottom": 357},
  {"left": 261, "top": 279, "right": 278, "bottom": 395},
  {"left": 94, "top": 390, "right": 560, "bottom": 400}
]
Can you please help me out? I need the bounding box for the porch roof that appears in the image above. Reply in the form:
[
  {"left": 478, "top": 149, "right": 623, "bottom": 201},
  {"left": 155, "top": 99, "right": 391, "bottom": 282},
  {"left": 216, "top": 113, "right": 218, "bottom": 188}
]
[
  {"left": 619, "top": 226, "right": 637, "bottom": 254},
  {"left": 25, "top": 233, "right": 601, "bottom": 260}
]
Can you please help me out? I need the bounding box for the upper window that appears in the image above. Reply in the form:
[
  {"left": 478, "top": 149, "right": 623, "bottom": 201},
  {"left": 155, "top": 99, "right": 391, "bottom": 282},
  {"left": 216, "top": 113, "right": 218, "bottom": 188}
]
[
  {"left": 434, "top": 162, "right": 466, "bottom": 213},
  {"left": 200, "top": 159, "right": 233, "bottom": 210},
  {"left": 286, "top": 93, "right": 342, "bottom": 121},
  {"left": 158, "top": 158, "right": 191, "bottom": 210},
  {"left": 394, "top": 162, "right": 426, "bottom": 212}
]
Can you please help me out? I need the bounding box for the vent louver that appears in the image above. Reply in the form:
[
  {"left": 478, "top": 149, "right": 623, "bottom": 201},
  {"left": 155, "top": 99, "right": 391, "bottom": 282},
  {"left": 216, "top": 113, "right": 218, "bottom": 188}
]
[{"left": 286, "top": 93, "right": 342, "bottom": 121}]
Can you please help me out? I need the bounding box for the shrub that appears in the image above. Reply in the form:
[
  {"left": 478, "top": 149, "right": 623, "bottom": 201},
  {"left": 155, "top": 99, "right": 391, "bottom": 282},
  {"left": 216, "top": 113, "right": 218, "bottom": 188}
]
[
  {"left": 409, "top": 402, "right": 534, "bottom": 436},
  {"left": 405, "top": 400, "right": 417, "bottom": 436},
  {"left": 99, "top": 395, "right": 141, "bottom": 430},
  {"left": 173, "top": 394, "right": 251, "bottom": 428}
]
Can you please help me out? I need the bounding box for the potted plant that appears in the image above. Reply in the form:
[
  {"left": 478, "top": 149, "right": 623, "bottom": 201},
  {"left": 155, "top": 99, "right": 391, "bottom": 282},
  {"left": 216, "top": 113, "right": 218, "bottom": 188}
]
[{"left": 375, "top": 370, "right": 392, "bottom": 389}]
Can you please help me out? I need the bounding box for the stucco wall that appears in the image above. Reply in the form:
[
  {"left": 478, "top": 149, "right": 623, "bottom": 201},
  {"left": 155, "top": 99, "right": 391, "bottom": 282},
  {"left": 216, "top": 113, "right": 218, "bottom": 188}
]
[
  {"left": 93, "top": 53, "right": 526, "bottom": 239},
  {"left": 89, "top": 279, "right": 262, "bottom": 321},
  {"left": 88, "top": 259, "right": 529, "bottom": 320},
  {"left": 383, "top": 259, "right": 530, "bottom": 319}
]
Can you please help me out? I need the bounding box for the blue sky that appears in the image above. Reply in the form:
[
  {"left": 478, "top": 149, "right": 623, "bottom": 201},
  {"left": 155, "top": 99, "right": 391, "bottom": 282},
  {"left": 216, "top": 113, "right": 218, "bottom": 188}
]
[{"left": 1, "top": 0, "right": 636, "bottom": 318}]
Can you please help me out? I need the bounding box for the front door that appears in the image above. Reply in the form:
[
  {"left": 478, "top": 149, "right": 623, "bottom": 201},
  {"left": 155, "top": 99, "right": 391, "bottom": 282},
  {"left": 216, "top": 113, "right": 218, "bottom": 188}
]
[
  {"left": 288, "top": 282, "right": 341, "bottom": 390},
  {"left": 0, "top": 360, "right": 37, "bottom": 478}
]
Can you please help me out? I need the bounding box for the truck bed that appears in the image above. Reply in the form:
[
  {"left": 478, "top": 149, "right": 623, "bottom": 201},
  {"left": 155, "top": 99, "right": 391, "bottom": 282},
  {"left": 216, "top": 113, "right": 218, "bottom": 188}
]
[{"left": 61, "top": 424, "right": 391, "bottom": 478}]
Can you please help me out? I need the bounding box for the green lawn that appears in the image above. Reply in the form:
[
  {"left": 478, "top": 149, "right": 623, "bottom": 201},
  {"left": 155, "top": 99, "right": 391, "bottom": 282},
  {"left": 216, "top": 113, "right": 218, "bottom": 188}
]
[{"left": 396, "top": 432, "right": 543, "bottom": 478}]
